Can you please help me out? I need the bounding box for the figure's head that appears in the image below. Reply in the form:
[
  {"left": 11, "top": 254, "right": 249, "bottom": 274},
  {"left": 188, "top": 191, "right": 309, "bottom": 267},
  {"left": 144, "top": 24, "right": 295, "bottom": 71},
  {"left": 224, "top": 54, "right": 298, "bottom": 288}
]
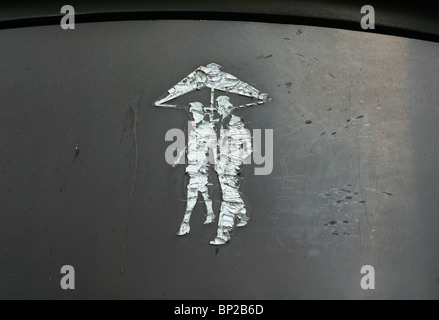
[
  {"left": 216, "top": 96, "right": 235, "bottom": 117},
  {"left": 189, "top": 102, "right": 204, "bottom": 123},
  {"left": 206, "top": 63, "right": 222, "bottom": 75}
]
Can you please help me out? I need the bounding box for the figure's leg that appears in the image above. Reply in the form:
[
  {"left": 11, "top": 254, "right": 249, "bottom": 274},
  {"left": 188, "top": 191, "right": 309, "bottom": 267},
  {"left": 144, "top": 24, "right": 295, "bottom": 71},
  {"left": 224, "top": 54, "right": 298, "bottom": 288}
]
[
  {"left": 199, "top": 172, "right": 215, "bottom": 224},
  {"left": 210, "top": 174, "right": 237, "bottom": 245},
  {"left": 229, "top": 172, "right": 249, "bottom": 227},
  {"left": 210, "top": 201, "right": 235, "bottom": 245},
  {"left": 221, "top": 172, "right": 249, "bottom": 226},
  {"left": 176, "top": 176, "right": 198, "bottom": 236},
  {"left": 202, "top": 194, "right": 215, "bottom": 224}
]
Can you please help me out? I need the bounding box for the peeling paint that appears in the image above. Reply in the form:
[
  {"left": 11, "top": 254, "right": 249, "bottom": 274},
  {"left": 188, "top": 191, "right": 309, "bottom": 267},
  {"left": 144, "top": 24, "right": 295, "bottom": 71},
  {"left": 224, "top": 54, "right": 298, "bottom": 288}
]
[{"left": 154, "top": 63, "right": 270, "bottom": 245}]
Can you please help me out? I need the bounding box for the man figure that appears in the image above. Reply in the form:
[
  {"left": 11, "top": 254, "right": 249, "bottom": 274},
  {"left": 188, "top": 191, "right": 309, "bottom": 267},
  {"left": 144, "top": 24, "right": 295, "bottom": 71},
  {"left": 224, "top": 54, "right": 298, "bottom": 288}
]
[
  {"left": 176, "top": 102, "right": 217, "bottom": 236},
  {"left": 210, "top": 96, "right": 252, "bottom": 245}
]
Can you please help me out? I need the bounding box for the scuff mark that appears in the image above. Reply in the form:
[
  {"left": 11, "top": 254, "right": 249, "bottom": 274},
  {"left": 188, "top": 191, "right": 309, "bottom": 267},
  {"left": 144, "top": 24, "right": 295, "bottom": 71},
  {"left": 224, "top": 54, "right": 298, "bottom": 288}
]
[
  {"left": 130, "top": 96, "right": 142, "bottom": 197},
  {"left": 327, "top": 71, "right": 336, "bottom": 79}
]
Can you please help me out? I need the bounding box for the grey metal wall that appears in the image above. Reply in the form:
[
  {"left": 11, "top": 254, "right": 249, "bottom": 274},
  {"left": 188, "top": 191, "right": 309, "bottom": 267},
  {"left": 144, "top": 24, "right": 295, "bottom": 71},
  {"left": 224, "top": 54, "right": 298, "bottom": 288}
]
[{"left": 1, "top": 20, "right": 438, "bottom": 299}]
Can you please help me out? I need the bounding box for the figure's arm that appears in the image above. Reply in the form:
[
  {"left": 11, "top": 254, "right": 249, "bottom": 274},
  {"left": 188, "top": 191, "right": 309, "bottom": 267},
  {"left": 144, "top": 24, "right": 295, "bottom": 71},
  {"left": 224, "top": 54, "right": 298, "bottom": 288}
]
[{"left": 237, "top": 92, "right": 271, "bottom": 109}]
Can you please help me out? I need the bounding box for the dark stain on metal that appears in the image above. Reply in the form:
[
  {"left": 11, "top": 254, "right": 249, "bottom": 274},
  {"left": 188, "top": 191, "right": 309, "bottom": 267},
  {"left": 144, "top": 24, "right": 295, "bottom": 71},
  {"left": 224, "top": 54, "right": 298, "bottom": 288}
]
[
  {"left": 382, "top": 191, "right": 393, "bottom": 196},
  {"left": 73, "top": 143, "right": 80, "bottom": 163},
  {"left": 296, "top": 29, "right": 303, "bottom": 35},
  {"left": 263, "top": 54, "right": 272, "bottom": 59},
  {"left": 285, "top": 82, "right": 292, "bottom": 88},
  {"left": 305, "top": 120, "right": 312, "bottom": 124}
]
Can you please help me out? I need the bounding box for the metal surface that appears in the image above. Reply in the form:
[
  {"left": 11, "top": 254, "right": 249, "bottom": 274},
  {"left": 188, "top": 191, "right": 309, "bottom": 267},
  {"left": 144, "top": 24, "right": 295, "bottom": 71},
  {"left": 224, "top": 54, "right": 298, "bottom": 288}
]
[
  {"left": 1, "top": 1, "right": 439, "bottom": 42},
  {"left": 1, "top": 20, "right": 439, "bottom": 299}
]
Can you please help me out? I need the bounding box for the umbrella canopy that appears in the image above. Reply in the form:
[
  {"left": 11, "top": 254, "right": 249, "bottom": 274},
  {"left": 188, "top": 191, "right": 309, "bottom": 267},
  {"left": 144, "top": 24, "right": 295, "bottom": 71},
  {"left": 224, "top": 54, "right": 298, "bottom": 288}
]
[{"left": 154, "top": 63, "right": 270, "bottom": 109}]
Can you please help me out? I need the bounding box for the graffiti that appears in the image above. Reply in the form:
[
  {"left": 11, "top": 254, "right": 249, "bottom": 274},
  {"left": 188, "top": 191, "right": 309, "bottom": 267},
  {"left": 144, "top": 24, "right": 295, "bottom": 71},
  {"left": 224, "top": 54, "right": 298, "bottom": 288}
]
[{"left": 154, "top": 63, "right": 270, "bottom": 245}]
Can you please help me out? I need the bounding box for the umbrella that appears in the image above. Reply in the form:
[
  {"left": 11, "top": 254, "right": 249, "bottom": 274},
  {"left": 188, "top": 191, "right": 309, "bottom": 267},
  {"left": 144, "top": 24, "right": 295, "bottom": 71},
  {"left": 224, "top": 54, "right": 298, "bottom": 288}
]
[{"left": 154, "top": 63, "right": 270, "bottom": 112}]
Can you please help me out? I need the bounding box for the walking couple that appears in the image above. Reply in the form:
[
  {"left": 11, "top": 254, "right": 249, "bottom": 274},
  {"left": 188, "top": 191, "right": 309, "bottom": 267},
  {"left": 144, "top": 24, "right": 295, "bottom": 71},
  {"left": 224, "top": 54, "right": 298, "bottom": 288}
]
[{"left": 176, "top": 96, "right": 251, "bottom": 245}]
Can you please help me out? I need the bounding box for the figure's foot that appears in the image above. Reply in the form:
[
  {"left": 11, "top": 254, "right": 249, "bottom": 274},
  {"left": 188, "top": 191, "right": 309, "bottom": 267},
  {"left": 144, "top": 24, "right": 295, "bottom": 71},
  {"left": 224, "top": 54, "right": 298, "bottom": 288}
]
[
  {"left": 176, "top": 223, "right": 190, "bottom": 236},
  {"left": 210, "top": 237, "right": 227, "bottom": 245},
  {"left": 210, "top": 227, "right": 231, "bottom": 245},
  {"left": 236, "top": 216, "right": 249, "bottom": 227},
  {"left": 204, "top": 214, "right": 215, "bottom": 225}
]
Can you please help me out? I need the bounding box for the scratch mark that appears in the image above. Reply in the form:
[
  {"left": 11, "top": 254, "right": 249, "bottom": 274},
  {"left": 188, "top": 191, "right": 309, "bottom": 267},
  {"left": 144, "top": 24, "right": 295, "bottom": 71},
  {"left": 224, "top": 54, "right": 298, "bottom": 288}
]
[
  {"left": 327, "top": 71, "right": 336, "bottom": 79},
  {"left": 121, "top": 94, "right": 143, "bottom": 278},
  {"left": 130, "top": 96, "right": 141, "bottom": 197},
  {"left": 73, "top": 143, "right": 80, "bottom": 163},
  {"left": 280, "top": 127, "right": 301, "bottom": 138},
  {"left": 351, "top": 223, "right": 363, "bottom": 277}
]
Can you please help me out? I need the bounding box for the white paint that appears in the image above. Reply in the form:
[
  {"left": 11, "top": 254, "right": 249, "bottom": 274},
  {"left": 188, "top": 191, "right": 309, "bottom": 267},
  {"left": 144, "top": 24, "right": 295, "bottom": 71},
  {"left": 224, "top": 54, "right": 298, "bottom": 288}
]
[
  {"left": 176, "top": 102, "right": 216, "bottom": 236},
  {"left": 154, "top": 63, "right": 270, "bottom": 245},
  {"left": 211, "top": 96, "right": 251, "bottom": 245}
]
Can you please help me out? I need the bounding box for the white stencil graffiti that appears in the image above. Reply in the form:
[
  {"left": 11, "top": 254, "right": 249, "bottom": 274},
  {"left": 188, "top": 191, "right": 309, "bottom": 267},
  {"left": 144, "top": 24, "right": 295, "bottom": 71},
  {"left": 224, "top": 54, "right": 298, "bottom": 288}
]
[
  {"left": 176, "top": 102, "right": 217, "bottom": 236},
  {"left": 154, "top": 63, "right": 270, "bottom": 245},
  {"left": 212, "top": 96, "right": 252, "bottom": 245}
]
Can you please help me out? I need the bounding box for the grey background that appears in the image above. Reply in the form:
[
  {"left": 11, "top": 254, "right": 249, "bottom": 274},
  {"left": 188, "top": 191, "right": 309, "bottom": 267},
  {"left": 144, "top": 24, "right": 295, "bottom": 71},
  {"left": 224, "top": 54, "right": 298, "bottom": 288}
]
[{"left": 0, "top": 20, "right": 438, "bottom": 299}]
